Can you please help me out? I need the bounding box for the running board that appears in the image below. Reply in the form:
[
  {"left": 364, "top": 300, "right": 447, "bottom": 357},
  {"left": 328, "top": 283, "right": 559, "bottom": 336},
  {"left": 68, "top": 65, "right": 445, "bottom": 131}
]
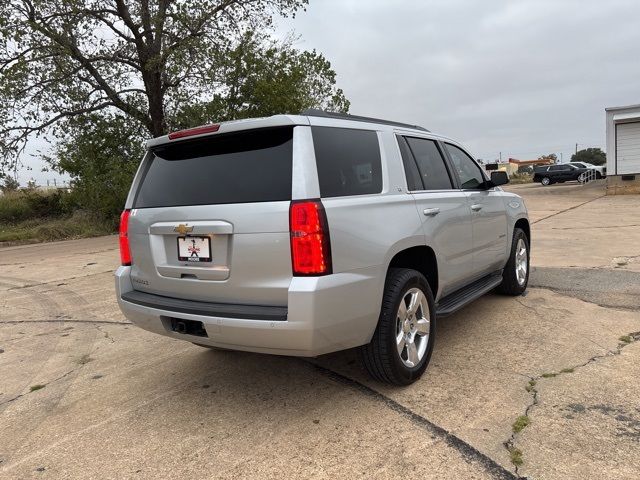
[{"left": 436, "top": 272, "right": 503, "bottom": 317}]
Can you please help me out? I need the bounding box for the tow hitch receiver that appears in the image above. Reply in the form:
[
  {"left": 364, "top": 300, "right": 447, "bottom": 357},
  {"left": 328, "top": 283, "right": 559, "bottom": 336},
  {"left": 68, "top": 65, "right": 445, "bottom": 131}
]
[{"left": 170, "top": 318, "right": 208, "bottom": 337}]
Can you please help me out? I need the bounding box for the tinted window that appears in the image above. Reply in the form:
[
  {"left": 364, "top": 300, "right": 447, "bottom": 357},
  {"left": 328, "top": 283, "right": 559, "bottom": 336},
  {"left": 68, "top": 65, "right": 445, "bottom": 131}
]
[
  {"left": 397, "top": 136, "right": 422, "bottom": 191},
  {"left": 312, "top": 127, "right": 382, "bottom": 198},
  {"left": 444, "top": 144, "right": 485, "bottom": 189},
  {"left": 405, "top": 137, "right": 452, "bottom": 190},
  {"left": 135, "top": 127, "right": 293, "bottom": 208},
  {"left": 548, "top": 165, "right": 563, "bottom": 171}
]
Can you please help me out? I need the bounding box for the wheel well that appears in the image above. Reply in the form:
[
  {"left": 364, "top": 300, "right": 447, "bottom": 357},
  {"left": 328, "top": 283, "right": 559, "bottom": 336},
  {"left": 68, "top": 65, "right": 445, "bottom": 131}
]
[
  {"left": 388, "top": 246, "right": 438, "bottom": 295},
  {"left": 514, "top": 218, "right": 530, "bottom": 243}
]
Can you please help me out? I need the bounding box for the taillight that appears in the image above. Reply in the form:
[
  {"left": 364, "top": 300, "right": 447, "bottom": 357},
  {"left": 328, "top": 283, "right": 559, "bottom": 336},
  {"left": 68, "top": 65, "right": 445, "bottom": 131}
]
[
  {"left": 168, "top": 124, "right": 220, "bottom": 140},
  {"left": 119, "top": 209, "right": 132, "bottom": 266},
  {"left": 290, "top": 200, "right": 332, "bottom": 276}
]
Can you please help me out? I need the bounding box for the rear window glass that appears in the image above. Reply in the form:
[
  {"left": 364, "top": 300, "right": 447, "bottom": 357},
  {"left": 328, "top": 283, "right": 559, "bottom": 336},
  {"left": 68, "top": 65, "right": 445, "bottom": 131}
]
[
  {"left": 134, "top": 127, "right": 293, "bottom": 208},
  {"left": 312, "top": 127, "right": 382, "bottom": 198}
]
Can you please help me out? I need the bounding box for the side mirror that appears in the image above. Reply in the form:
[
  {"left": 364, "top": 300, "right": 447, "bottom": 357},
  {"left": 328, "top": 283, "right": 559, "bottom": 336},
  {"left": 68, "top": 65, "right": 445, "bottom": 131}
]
[{"left": 489, "top": 171, "right": 509, "bottom": 187}]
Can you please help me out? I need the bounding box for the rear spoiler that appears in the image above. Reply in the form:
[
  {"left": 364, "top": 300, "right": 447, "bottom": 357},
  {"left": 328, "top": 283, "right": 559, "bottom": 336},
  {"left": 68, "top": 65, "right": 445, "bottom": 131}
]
[{"left": 146, "top": 115, "right": 310, "bottom": 149}]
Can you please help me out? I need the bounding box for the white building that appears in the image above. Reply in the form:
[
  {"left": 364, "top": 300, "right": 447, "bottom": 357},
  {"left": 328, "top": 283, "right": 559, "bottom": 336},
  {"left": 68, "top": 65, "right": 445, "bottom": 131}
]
[{"left": 606, "top": 104, "right": 640, "bottom": 194}]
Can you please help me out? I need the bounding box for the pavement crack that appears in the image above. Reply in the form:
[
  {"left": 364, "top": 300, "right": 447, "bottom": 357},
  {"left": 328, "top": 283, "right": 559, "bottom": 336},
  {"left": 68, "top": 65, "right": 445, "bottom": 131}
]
[
  {"left": 308, "top": 361, "right": 522, "bottom": 480},
  {"left": 503, "top": 331, "right": 640, "bottom": 472},
  {"left": 529, "top": 285, "right": 640, "bottom": 312},
  {"left": 95, "top": 324, "right": 116, "bottom": 343},
  {"left": 0, "top": 366, "right": 80, "bottom": 407},
  {"left": 532, "top": 195, "right": 606, "bottom": 225},
  {"left": 1, "top": 270, "right": 114, "bottom": 291}
]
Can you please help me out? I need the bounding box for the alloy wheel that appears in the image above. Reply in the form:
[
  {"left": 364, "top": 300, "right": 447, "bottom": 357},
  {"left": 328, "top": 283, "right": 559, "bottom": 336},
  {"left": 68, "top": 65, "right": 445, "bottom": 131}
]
[{"left": 395, "top": 288, "right": 430, "bottom": 368}]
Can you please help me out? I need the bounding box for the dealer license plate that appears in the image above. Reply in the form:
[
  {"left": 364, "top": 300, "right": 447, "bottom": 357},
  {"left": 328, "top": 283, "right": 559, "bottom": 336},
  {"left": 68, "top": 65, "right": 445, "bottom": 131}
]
[{"left": 177, "top": 236, "right": 212, "bottom": 262}]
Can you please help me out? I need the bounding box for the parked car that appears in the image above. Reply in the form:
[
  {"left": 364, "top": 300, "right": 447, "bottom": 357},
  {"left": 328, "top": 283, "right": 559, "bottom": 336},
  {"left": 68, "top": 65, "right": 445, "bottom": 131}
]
[
  {"left": 533, "top": 164, "right": 592, "bottom": 185},
  {"left": 116, "top": 110, "right": 530, "bottom": 385},
  {"left": 567, "top": 161, "right": 606, "bottom": 178}
]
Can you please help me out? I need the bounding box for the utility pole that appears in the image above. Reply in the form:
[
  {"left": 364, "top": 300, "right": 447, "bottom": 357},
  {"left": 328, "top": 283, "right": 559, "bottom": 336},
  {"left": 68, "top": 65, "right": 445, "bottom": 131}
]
[
  {"left": 575, "top": 143, "right": 578, "bottom": 154},
  {"left": 499, "top": 151, "right": 502, "bottom": 162}
]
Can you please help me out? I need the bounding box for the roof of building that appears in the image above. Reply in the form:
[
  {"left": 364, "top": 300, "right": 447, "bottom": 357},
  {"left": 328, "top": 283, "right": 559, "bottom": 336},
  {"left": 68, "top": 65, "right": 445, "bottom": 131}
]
[
  {"left": 508, "top": 158, "right": 554, "bottom": 165},
  {"left": 605, "top": 103, "right": 640, "bottom": 112}
]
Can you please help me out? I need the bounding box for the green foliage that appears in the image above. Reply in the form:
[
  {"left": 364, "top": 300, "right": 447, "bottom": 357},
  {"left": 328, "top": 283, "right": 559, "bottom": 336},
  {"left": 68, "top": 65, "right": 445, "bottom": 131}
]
[
  {"left": 508, "top": 446, "right": 523, "bottom": 466},
  {"left": 538, "top": 153, "right": 558, "bottom": 163},
  {"left": 0, "top": 0, "right": 314, "bottom": 175},
  {"left": 1, "top": 176, "right": 19, "bottom": 192},
  {"left": 0, "top": 191, "right": 31, "bottom": 223},
  {"left": 172, "top": 32, "right": 349, "bottom": 128},
  {"left": 0, "top": 210, "right": 113, "bottom": 243},
  {"left": 571, "top": 148, "right": 606, "bottom": 166},
  {"left": 512, "top": 415, "right": 531, "bottom": 433},
  {"left": 46, "top": 114, "right": 145, "bottom": 225},
  {"left": 0, "top": 0, "right": 350, "bottom": 232},
  {"left": 0, "top": 189, "right": 70, "bottom": 224}
]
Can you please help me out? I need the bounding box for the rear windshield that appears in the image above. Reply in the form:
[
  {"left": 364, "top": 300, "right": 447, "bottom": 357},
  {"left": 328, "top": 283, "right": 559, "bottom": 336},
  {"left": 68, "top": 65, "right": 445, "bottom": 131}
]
[
  {"left": 134, "top": 127, "right": 293, "bottom": 208},
  {"left": 311, "top": 127, "right": 382, "bottom": 198}
]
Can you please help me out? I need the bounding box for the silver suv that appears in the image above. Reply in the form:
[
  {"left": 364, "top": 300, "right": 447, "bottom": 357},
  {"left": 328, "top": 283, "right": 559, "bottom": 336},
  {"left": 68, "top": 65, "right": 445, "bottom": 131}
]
[{"left": 116, "top": 110, "right": 530, "bottom": 385}]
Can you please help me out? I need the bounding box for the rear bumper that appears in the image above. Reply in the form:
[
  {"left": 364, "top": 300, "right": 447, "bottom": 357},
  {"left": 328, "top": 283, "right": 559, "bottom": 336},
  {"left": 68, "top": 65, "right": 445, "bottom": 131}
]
[{"left": 115, "top": 265, "right": 383, "bottom": 357}]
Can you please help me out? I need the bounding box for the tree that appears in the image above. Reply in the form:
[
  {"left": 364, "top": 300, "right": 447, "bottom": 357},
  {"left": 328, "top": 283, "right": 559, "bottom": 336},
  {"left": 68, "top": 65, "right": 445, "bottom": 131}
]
[
  {"left": 171, "top": 31, "right": 349, "bottom": 128},
  {"left": 0, "top": 0, "right": 322, "bottom": 176},
  {"left": 42, "top": 33, "right": 349, "bottom": 223},
  {"left": 1, "top": 176, "right": 19, "bottom": 192},
  {"left": 45, "top": 113, "right": 145, "bottom": 223},
  {"left": 572, "top": 147, "right": 606, "bottom": 166},
  {"left": 538, "top": 153, "right": 558, "bottom": 163}
]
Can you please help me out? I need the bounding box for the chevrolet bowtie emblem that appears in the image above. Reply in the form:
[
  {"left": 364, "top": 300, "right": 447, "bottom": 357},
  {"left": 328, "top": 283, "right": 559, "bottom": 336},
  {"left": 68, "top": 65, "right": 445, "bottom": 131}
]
[{"left": 174, "top": 224, "right": 194, "bottom": 235}]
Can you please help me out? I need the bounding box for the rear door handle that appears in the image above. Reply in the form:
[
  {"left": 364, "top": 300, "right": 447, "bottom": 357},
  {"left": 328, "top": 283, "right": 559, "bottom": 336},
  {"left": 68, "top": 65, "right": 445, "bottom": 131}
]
[
  {"left": 423, "top": 208, "right": 441, "bottom": 217},
  {"left": 471, "top": 204, "right": 483, "bottom": 212}
]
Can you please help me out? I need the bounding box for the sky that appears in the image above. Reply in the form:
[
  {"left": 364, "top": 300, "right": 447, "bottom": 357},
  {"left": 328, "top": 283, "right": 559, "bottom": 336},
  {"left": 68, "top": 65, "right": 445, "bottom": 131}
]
[{"left": 17, "top": 0, "right": 640, "bottom": 184}]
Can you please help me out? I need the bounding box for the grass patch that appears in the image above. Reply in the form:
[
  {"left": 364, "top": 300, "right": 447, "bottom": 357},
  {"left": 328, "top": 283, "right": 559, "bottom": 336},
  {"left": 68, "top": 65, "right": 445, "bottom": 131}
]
[
  {"left": 508, "top": 446, "right": 523, "bottom": 466},
  {"left": 541, "top": 372, "right": 557, "bottom": 378},
  {"left": 0, "top": 210, "right": 114, "bottom": 244},
  {"left": 512, "top": 415, "right": 531, "bottom": 433},
  {"left": 525, "top": 380, "right": 536, "bottom": 392},
  {"left": 560, "top": 367, "right": 575, "bottom": 374},
  {"left": 30, "top": 384, "right": 46, "bottom": 392},
  {"left": 619, "top": 335, "right": 632, "bottom": 344}
]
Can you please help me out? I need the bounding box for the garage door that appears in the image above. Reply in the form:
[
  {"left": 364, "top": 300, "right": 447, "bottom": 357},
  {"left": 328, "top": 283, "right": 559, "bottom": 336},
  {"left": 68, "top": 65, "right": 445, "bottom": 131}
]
[{"left": 616, "top": 122, "right": 640, "bottom": 174}]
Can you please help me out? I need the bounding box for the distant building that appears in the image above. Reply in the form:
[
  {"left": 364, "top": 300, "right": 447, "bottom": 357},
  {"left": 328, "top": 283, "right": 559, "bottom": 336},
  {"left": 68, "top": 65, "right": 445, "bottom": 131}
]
[
  {"left": 606, "top": 103, "right": 640, "bottom": 194},
  {"left": 486, "top": 158, "right": 554, "bottom": 175}
]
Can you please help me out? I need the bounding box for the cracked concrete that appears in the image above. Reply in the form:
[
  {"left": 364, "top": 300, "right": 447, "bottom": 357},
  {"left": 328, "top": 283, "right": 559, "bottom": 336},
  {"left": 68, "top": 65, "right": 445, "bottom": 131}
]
[
  {"left": 1, "top": 183, "right": 639, "bottom": 479},
  {"left": 504, "top": 332, "right": 640, "bottom": 476}
]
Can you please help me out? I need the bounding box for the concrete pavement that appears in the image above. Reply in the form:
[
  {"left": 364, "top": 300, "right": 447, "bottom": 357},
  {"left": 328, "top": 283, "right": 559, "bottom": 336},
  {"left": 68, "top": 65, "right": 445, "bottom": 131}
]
[{"left": 1, "top": 182, "right": 639, "bottom": 479}]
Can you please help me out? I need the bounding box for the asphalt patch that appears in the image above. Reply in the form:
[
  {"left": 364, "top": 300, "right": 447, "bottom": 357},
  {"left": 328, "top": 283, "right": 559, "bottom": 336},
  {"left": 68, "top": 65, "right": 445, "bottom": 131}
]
[{"left": 529, "top": 267, "right": 640, "bottom": 310}]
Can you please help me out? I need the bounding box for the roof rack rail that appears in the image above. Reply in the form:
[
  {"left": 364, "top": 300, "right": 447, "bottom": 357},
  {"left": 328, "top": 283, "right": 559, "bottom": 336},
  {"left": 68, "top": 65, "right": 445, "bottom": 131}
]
[{"left": 301, "top": 109, "right": 429, "bottom": 132}]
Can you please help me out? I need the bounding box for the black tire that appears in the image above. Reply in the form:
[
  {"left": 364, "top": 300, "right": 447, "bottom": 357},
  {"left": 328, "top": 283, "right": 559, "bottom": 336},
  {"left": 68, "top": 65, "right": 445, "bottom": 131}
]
[
  {"left": 541, "top": 177, "right": 551, "bottom": 186},
  {"left": 496, "top": 228, "right": 529, "bottom": 296},
  {"left": 361, "top": 268, "right": 436, "bottom": 385}
]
